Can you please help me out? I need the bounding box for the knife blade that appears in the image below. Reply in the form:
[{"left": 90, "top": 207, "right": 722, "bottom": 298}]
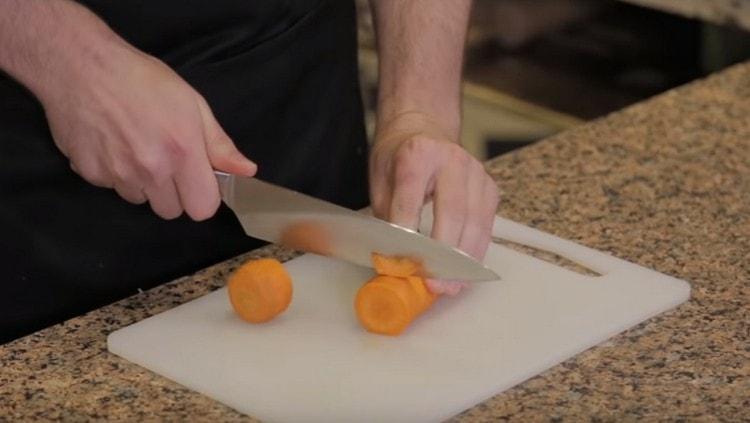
[{"left": 215, "top": 171, "right": 500, "bottom": 282}]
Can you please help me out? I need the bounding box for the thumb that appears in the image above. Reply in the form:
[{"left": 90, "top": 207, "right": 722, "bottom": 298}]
[{"left": 198, "top": 97, "right": 257, "bottom": 176}]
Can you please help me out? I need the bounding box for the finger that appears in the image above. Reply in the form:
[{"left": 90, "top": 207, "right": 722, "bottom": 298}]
[
  {"left": 457, "top": 164, "right": 494, "bottom": 260},
  {"left": 426, "top": 148, "right": 471, "bottom": 297},
  {"left": 198, "top": 97, "right": 257, "bottom": 176},
  {"left": 388, "top": 147, "right": 434, "bottom": 230},
  {"left": 427, "top": 170, "right": 497, "bottom": 297},
  {"left": 371, "top": 187, "right": 390, "bottom": 220},
  {"left": 368, "top": 154, "right": 390, "bottom": 220},
  {"left": 113, "top": 181, "right": 147, "bottom": 205},
  {"left": 107, "top": 155, "right": 149, "bottom": 205},
  {"left": 172, "top": 135, "right": 222, "bottom": 221},
  {"left": 426, "top": 279, "right": 468, "bottom": 296},
  {"left": 478, "top": 176, "right": 501, "bottom": 258},
  {"left": 69, "top": 158, "right": 113, "bottom": 189},
  {"left": 144, "top": 179, "right": 183, "bottom": 220},
  {"left": 431, "top": 150, "right": 469, "bottom": 248}
]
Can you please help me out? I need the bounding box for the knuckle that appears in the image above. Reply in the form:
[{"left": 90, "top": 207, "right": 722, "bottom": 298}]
[
  {"left": 74, "top": 162, "right": 110, "bottom": 188},
  {"left": 403, "top": 135, "right": 432, "bottom": 152},
  {"left": 446, "top": 142, "right": 470, "bottom": 164},
  {"left": 110, "top": 161, "right": 136, "bottom": 183},
  {"left": 392, "top": 142, "right": 429, "bottom": 178},
  {"left": 393, "top": 142, "right": 417, "bottom": 166},
  {"left": 408, "top": 135, "right": 441, "bottom": 159},
  {"left": 138, "top": 153, "right": 171, "bottom": 186},
  {"left": 163, "top": 136, "right": 190, "bottom": 161}
]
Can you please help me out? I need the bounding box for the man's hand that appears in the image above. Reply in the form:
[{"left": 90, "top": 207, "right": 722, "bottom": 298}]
[
  {"left": 369, "top": 112, "right": 499, "bottom": 296},
  {"left": 369, "top": 0, "right": 497, "bottom": 295},
  {"left": 0, "top": 0, "right": 255, "bottom": 220},
  {"left": 44, "top": 50, "right": 256, "bottom": 220}
]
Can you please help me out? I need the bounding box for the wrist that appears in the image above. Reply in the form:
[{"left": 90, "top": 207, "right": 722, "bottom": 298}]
[
  {"left": 0, "top": 0, "right": 130, "bottom": 103},
  {"left": 376, "top": 80, "right": 462, "bottom": 142},
  {"left": 375, "top": 100, "right": 462, "bottom": 143},
  {"left": 36, "top": 8, "right": 132, "bottom": 104}
]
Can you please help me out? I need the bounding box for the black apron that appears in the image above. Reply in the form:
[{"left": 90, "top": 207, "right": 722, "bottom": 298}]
[{"left": 0, "top": 0, "right": 368, "bottom": 343}]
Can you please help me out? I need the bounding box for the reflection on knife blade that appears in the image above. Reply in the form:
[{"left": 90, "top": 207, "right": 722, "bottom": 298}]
[{"left": 215, "top": 171, "right": 500, "bottom": 282}]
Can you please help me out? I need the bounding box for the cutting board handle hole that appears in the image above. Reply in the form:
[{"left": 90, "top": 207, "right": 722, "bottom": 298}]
[{"left": 491, "top": 237, "right": 602, "bottom": 277}]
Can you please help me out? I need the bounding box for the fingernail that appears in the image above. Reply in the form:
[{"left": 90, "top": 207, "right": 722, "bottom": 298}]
[
  {"left": 445, "top": 284, "right": 462, "bottom": 296},
  {"left": 425, "top": 279, "right": 444, "bottom": 295},
  {"left": 428, "top": 279, "right": 466, "bottom": 296}
]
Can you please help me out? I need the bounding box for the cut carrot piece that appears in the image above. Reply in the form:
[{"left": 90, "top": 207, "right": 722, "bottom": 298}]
[
  {"left": 376, "top": 276, "right": 423, "bottom": 316},
  {"left": 355, "top": 276, "right": 416, "bottom": 336},
  {"left": 355, "top": 253, "right": 440, "bottom": 336},
  {"left": 371, "top": 253, "right": 423, "bottom": 278},
  {"left": 280, "top": 221, "right": 331, "bottom": 256},
  {"left": 354, "top": 276, "right": 436, "bottom": 336},
  {"left": 228, "top": 258, "right": 293, "bottom": 323}
]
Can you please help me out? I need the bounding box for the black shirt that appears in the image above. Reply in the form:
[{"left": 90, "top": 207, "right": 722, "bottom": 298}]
[{"left": 0, "top": 0, "right": 368, "bottom": 343}]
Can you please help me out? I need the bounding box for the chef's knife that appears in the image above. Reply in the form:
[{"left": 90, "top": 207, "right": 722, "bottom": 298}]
[{"left": 215, "top": 171, "right": 499, "bottom": 282}]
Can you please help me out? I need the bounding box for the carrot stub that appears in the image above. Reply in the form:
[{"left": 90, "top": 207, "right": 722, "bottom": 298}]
[
  {"left": 228, "top": 258, "right": 293, "bottom": 323},
  {"left": 355, "top": 255, "right": 438, "bottom": 336}
]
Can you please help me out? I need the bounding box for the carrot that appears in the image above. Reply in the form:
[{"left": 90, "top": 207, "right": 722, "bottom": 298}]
[
  {"left": 355, "top": 276, "right": 415, "bottom": 335},
  {"left": 228, "top": 258, "right": 293, "bottom": 323},
  {"left": 355, "top": 256, "right": 438, "bottom": 336},
  {"left": 371, "top": 253, "right": 423, "bottom": 278}
]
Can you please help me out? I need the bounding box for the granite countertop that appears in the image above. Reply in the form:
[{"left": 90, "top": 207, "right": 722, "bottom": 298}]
[{"left": 2, "top": 62, "right": 749, "bottom": 420}]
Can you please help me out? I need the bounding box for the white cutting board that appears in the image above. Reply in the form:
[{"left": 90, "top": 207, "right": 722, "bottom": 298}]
[{"left": 108, "top": 217, "right": 690, "bottom": 422}]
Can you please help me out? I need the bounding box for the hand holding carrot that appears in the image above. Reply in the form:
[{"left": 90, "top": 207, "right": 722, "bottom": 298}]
[{"left": 368, "top": 111, "right": 500, "bottom": 296}]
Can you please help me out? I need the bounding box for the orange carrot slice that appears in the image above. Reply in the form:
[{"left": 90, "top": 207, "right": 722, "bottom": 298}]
[
  {"left": 228, "top": 258, "right": 293, "bottom": 323},
  {"left": 355, "top": 276, "right": 417, "bottom": 336},
  {"left": 371, "top": 253, "right": 423, "bottom": 278},
  {"left": 355, "top": 255, "right": 439, "bottom": 336}
]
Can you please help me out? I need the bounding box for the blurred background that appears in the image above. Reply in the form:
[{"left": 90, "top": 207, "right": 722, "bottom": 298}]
[{"left": 355, "top": 0, "right": 750, "bottom": 159}]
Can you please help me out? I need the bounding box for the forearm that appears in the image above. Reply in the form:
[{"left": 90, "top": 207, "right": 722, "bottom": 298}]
[
  {"left": 369, "top": 0, "right": 472, "bottom": 141},
  {"left": 0, "top": 0, "right": 126, "bottom": 101}
]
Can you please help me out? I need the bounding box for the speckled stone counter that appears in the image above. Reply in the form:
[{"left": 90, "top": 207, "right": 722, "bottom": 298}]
[{"left": 2, "top": 62, "right": 749, "bottom": 421}]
